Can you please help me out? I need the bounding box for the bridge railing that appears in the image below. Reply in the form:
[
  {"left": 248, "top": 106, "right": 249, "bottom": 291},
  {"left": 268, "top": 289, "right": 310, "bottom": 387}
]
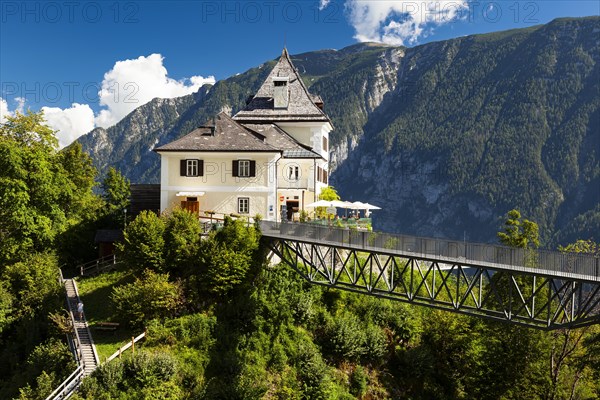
[{"left": 260, "top": 221, "right": 600, "bottom": 280}]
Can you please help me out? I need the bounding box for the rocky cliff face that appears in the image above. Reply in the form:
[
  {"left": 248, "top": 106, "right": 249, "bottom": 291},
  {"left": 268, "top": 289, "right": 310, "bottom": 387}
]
[
  {"left": 328, "top": 47, "right": 404, "bottom": 169},
  {"left": 77, "top": 17, "right": 600, "bottom": 246}
]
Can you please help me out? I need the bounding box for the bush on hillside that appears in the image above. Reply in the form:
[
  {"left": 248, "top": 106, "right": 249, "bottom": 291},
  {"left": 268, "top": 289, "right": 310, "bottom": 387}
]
[
  {"left": 118, "top": 211, "right": 165, "bottom": 272},
  {"left": 111, "top": 270, "right": 182, "bottom": 328}
]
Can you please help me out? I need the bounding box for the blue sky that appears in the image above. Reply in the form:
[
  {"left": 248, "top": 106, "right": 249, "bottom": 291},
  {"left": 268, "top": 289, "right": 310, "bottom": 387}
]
[{"left": 1, "top": 0, "right": 598, "bottom": 146}]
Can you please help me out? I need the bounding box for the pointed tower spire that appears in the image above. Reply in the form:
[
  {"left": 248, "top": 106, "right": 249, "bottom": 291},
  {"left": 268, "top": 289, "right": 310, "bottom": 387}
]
[{"left": 233, "top": 48, "right": 331, "bottom": 124}]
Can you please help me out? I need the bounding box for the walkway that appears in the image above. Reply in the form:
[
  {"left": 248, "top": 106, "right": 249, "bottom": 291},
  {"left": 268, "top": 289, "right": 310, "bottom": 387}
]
[
  {"left": 45, "top": 278, "right": 100, "bottom": 400},
  {"left": 260, "top": 221, "right": 600, "bottom": 329},
  {"left": 260, "top": 221, "right": 600, "bottom": 282},
  {"left": 64, "top": 278, "right": 99, "bottom": 375}
]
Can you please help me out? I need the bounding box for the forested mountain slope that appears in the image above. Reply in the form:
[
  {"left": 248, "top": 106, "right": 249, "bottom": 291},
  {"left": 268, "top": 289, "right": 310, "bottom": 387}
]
[
  {"left": 77, "top": 17, "right": 600, "bottom": 245},
  {"left": 334, "top": 17, "right": 599, "bottom": 245}
]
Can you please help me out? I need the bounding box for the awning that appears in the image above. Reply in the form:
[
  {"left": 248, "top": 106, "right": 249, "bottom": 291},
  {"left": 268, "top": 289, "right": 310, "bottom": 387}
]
[{"left": 176, "top": 192, "right": 205, "bottom": 197}]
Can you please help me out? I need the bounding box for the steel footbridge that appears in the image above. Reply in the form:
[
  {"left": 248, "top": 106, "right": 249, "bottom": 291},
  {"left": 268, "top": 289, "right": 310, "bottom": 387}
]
[{"left": 260, "top": 221, "right": 600, "bottom": 330}]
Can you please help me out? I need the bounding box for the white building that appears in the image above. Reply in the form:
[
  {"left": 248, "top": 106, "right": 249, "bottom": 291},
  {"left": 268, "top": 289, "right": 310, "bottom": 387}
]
[{"left": 154, "top": 48, "right": 333, "bottom": 221}]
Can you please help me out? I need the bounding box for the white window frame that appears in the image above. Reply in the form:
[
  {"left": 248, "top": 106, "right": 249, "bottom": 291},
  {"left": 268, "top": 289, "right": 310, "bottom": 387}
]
[
  {"left": 238, "top": 197, "right": 250, "bottom": 214},
  {"left": 238, "top": 160, "right": 251, "bottom": 177},
  {"left": 186, "top": 159, "right": 199, "bottom": 177},
  {"left": 288, "top": 165, "right": 299, "bottom": 181}
]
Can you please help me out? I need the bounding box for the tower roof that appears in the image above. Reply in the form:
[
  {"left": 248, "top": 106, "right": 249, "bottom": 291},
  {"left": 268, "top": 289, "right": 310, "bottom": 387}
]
[{"left": 233, "top": 48, "right": 331, "bottom": 124}]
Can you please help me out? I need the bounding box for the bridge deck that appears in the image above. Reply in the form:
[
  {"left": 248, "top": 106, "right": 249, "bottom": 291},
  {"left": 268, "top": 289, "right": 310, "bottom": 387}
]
[{"left": 260, "top": 222, "right": 600, "bottom": 283}]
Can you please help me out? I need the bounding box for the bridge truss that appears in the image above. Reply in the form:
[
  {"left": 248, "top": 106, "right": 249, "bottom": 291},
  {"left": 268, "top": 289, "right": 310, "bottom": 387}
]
[{"left": 265, "top": 236, "right": 600, "bottom": 330}]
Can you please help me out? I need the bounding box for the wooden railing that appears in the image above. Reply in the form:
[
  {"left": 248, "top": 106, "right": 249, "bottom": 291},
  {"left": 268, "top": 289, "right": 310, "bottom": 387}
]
[
  {"left": 79, "top": 254, "right": 119, "bottom": 276},
  {"left": 105, "top": 332, "right": 146, "bottom": 363},
  {"left": 43, "top": 365, "right": 84, "bottom": 400},
  {"left": 70, "top": 279, "right": 100, "bottom": 367}
]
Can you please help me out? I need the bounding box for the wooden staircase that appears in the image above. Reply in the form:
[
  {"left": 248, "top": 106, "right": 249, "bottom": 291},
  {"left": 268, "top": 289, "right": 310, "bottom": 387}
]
[
  {"left": 64, "top": 278, "right": 99, "bottom": 374},
  {"left": 45, "top": 277, "right": 99, "bottom": 400}
]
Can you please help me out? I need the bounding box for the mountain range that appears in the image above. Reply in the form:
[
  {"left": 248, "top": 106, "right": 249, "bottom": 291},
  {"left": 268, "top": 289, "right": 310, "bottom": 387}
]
[{"left": 77, "top": 16, "right": 600, "bottom": 246}]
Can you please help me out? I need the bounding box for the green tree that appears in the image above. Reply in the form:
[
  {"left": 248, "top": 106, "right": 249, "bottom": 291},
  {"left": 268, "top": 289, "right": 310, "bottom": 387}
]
[
  {"left": 0, "top": 110, "right": 57, "bottom": 149},
  {"left": 1, "top": 253, "right": 62, "bottom": 319},
  {"left": 558, "top": 239, "right": 600, "bottom": 256},
  {"left": 118, "top": 211, "right": 166, "bottom": 272},
  {"left": 195, "top": 217, "right": 261, "bottom": 298},
  {"left": 316, "top": 186, "right": 340, "bottom": 219},
  {"left": 163, "top": 208, "right": 202, "bottom": 274},
  {"left": 0, "top": 111, "right": 101, "bottom": 265},
  {"left": 58, "top": 142, "right": 99, "bottom": 219},
  {"left": 318, "top": 186, "right": 341, "bottom": 201},
  {"left": 56, "top": 143, "right": 104, "bottom": 265},
  {"left": 497, "top": 209, "right": 540, "bottom": 249},
  {"left": 101, "top": 167, "right": 131, "bottom": 228}
]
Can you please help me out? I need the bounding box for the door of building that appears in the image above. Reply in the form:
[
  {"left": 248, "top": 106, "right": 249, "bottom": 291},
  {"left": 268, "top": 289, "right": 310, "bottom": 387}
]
[
  {"left": 286, "top": 201, "right": 299, "bottom": 221},
  {"left": 181, "top": 197, "right": 200, "bottom": 215}
]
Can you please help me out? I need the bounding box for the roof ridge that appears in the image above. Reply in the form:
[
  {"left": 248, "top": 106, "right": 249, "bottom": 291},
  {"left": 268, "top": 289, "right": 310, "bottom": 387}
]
[
  {"left": 270, "top": 123, "right": 314, "bottom": 151},
  {"left": 279, "top": 50, "right": 327, "bottom": 118}
]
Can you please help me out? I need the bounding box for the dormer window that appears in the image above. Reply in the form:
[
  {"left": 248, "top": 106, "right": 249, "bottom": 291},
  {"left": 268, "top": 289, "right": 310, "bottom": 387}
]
[{"left": 273, "top": 77, "right": 289, "bottom": 109}]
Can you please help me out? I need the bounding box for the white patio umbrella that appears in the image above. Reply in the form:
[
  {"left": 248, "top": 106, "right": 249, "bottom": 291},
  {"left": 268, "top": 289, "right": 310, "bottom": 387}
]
[
  {"left": 330, "top": 200, "right": 351, "bottom": 208},
  {"left": 362, "top": 202, "right": 381, "bottom": 210},
  {"left": 305, "top": 199, "right": 353, "bottom": 218},
  {"left": 350, "top": 201, "right": 368, "bottom": 209},
  {"left": 305, "top": 200, "right": 351, "bottom": 208},
  {"left": 305, "top": 199, "right": 335, "bottom": 208},
  {"left": 351, "top": 201, "right": 381, "bottom": 217}
]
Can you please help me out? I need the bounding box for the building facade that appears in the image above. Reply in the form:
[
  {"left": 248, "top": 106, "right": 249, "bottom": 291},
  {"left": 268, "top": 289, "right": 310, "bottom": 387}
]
[{"left": 154, "top": 49, "right": 333, "bottom": 221}]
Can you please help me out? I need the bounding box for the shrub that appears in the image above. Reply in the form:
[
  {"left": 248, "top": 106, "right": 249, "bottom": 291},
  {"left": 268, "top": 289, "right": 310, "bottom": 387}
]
[
  {"left": 146, "top": 314, "right": 216, "bottom": 350},
  {"left": 325, "top": 311, "right": 367, "bottom": 361},
  {"left": 95, "top": 359, "right": 124, "bottom": 393},
  {"left": 350, "top": 366, "right": 368, "bottom": 397},
  {"left": 363, "top": 323, "right": 388, "bottom": 363},
  {"left": 111, "top": 270, "right": 182, "bottom": 328},
  {"left": 118, "top": 211, "right": 165, "bottom": 272},
  {"left": 296, "top": 339, "right": 330, "bottom": 399},
  {"left": 195, "top": 217, "right": 262, "bottom": 298},
  {"left": 124, "top": 351, "right": 178, "bottom": 387}
]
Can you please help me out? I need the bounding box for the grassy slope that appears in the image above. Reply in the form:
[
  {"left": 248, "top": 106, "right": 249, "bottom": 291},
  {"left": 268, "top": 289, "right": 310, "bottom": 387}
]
[{"left": 76, "top": 269, "right": 139, "bottom": 361}]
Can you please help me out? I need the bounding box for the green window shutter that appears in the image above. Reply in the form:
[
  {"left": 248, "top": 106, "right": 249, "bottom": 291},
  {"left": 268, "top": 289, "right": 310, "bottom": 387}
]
[
  {"left": 232, "top": 160, "right": 239, "bottom": 177},
  {"left": 180, "top": 159, "right": 187, "bottom": 176},
  {"left": 198, "top": 160, "right": 204, "bottom": 176},
  {"left": 249, "top": 161, "right": 256, "bottom": 177}
]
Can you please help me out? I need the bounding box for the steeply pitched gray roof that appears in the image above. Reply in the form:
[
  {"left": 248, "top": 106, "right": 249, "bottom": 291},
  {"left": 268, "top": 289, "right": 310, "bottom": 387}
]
[
  {"left": 233, "top": 48, "right": 331, "bottom": 124},
  {"left": 244, "top": 123, "right": 323, "bottom": 159},
  {"left": 154, "top": 112, "right": 281, "bottom": 153}
]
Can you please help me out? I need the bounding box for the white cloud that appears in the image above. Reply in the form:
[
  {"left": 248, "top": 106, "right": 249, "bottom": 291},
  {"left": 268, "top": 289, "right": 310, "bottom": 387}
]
[
  {"left": 346, "top": 0, "right": 468, "bottom": 45},
  {"left": 42, "top": 103, "right": 96, "bottom": 148},
  {"left": 94, "top": 54, "right": 215, "bottom": 128},
  {"left": 3, "top": 54, "right": 216, "bottom": 148},
  {"left": 319, "top": 0, "right": 331, "bottom": 10},
  {"left": 0, "top": 97, "right": 11, "bottom": 123},
  {"left": 14, "top": 97, "right": 26, "bottom": 114}
]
